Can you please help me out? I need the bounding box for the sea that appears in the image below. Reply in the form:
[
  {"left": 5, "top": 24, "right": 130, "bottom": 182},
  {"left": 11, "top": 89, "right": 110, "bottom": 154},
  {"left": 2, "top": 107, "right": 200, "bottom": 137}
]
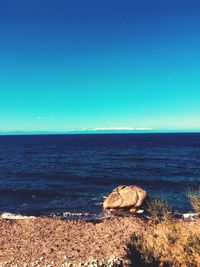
[{"left": 0, "top": 133, "right": 199, "bottom": 219}]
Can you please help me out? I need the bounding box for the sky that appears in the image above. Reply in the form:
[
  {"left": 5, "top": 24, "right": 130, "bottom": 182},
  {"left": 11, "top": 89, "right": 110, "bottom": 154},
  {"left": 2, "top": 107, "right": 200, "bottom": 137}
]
[{"left": 0, "top": 0, "right": 200, "bottom": 133}]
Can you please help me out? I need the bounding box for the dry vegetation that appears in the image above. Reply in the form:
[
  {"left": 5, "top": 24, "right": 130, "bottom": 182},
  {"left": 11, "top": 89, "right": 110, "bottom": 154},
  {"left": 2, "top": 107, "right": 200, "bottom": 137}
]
[
  {"left": 188, "top": 188, "right": 200, "bottom": 213},
  {"left": 129, "top": 194, "right": 200, "bottom": 267},
  {"left": 131, "top": 220, "right": 200, "bottom": 267},
  {"left": 146, "top": 198, "right": 173, "bottom": 224}
]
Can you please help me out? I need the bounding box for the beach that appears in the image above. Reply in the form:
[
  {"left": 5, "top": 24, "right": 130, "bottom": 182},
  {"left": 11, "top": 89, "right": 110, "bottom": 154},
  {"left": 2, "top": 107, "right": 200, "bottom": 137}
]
[
  {"left": 0, "top": 214, "right": 200, "bottom": 266},
  {"left": 0, "top": 216, "right": 144, "bottom": 266}
]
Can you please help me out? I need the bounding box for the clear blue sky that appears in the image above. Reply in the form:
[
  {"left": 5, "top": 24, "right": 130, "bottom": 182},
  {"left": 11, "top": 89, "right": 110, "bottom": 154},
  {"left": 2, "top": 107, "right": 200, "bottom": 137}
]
[{"left": 0, "top": 0, "right": 200, "bottom": 132}]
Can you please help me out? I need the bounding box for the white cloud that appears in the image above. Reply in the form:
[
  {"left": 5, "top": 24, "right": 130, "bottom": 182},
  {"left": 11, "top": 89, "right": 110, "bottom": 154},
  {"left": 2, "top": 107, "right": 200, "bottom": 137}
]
[
  {"left": 93, "top": 127, "right": 134, "bottom": 131},
  {"left": 83, "top": 127, "right": 154, "bottom": 131}
]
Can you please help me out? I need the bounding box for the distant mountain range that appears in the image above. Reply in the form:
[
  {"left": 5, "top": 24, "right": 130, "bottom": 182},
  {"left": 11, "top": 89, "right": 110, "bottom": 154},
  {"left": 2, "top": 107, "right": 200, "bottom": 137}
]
[{"left": 0, "top": 129, "right": 200, "bottom": 135}]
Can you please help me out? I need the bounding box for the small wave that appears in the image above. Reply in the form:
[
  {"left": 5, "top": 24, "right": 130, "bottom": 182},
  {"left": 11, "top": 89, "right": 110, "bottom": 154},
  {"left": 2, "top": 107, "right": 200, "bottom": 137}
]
[
  {"left": 61, "top": 211, "right": 107, "bottom": 221},
  {"left": 63, "top": 212, "right": 90, "bottom": 217},
  {"left": 94, "top": 202, "right": 103, "bottom": 206},
  {"left": 0, "top": 212, "right": 35, "bottom": 220}
]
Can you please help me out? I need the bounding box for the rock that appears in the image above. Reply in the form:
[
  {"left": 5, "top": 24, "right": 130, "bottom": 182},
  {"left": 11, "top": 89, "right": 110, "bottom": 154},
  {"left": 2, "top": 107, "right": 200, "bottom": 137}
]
[{"left": 103, "top": 185, "right": 147, "bottom": 213}]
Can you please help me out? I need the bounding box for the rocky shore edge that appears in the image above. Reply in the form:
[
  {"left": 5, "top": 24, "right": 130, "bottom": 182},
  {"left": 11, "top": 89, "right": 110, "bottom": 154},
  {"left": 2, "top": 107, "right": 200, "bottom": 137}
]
[
  {"left": 0, "top": 213, "right": 199, "bottom": 267},
  {"left": 0, "top": 185, "right": 199, "bottom": 266}
]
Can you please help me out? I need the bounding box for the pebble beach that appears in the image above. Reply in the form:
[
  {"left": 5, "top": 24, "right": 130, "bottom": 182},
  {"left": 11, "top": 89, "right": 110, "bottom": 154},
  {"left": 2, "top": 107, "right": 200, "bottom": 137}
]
[{"left": 0, "top": 216, "right": 144, "bottom": 266}]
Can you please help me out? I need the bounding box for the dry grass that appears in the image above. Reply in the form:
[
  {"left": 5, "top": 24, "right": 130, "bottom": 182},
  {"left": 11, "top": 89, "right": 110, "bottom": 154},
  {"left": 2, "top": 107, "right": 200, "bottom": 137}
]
[
  {"left": 146, "top": 198, "right": 173, "bottom": 224},
  {"left": 188, "top": 188, "right": 200, "bottom": 213},
  {"left": 131, "top": 220, "right": 200, "bottom": 267}
]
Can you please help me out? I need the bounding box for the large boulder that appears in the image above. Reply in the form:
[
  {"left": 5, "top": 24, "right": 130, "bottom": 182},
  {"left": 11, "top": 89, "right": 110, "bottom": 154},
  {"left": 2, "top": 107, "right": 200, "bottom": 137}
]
[{"left": 103, "top": 185, "right": 147, "bottom": 213}]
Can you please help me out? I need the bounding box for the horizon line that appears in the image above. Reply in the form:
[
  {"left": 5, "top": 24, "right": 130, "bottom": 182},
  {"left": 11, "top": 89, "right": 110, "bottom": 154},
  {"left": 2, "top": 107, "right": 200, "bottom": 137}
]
[{"left": 0, "top": 129, "right": 200, "bottom": 136}]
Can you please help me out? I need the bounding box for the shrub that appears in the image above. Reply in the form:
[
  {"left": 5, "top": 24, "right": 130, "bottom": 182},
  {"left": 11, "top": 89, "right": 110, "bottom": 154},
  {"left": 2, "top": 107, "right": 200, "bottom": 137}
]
[
  {"left": 188, "top": 188, "right": 200, "bottom": 213},
  {"left": 146, "top": 198, "right": 173, "bottom": 224},
  {"left": 130, "top": 220, "right": 200, "bottom": 267}
]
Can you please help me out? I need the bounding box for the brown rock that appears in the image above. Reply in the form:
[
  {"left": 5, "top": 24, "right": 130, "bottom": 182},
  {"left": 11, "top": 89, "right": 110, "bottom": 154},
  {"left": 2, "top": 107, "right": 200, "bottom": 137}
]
[{"left": 103, "top": 185, "right": 147, "bottom": 213}]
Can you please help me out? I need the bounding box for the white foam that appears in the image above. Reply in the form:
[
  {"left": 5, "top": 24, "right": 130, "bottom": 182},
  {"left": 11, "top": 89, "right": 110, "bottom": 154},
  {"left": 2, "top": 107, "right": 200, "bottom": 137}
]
[
  {"left": 94, "top": 202, "right": 103, "bottom": 206},
  {"left": 136, "top": 209, "right": 144, "bottom": 214},
  {"left": 0, "top": 212, "right": 35, "bottom": 220},
  {"left": 63, "top": 212, "right": 90, "bottom": 217}
]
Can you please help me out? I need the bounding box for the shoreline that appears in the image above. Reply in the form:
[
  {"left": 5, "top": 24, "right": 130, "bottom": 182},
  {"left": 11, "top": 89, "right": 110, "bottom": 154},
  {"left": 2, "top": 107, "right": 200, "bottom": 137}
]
[
  {"left": 0, "top": 215, "right": 144, "bottom": 266},
  {"left": 0, "top": 214, "right": 199, "bottom": 266}
]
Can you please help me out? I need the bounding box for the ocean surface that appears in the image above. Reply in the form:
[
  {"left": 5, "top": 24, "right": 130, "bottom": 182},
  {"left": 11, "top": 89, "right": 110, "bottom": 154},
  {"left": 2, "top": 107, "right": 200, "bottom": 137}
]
[{"left": 0, "top": 133, "right": 200, "bottom": 217}]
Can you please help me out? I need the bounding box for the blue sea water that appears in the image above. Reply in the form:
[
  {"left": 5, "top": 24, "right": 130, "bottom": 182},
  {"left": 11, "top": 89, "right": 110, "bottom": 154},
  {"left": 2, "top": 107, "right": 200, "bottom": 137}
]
[{"left": 0, "top": 133, "right": 199, "bottom": 216}]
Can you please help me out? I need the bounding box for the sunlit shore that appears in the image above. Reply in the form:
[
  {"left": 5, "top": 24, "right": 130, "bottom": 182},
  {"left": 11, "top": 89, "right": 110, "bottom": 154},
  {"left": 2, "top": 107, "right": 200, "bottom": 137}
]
[{"left": 0, "top": 212, "right": 199, "bottom": 267}]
